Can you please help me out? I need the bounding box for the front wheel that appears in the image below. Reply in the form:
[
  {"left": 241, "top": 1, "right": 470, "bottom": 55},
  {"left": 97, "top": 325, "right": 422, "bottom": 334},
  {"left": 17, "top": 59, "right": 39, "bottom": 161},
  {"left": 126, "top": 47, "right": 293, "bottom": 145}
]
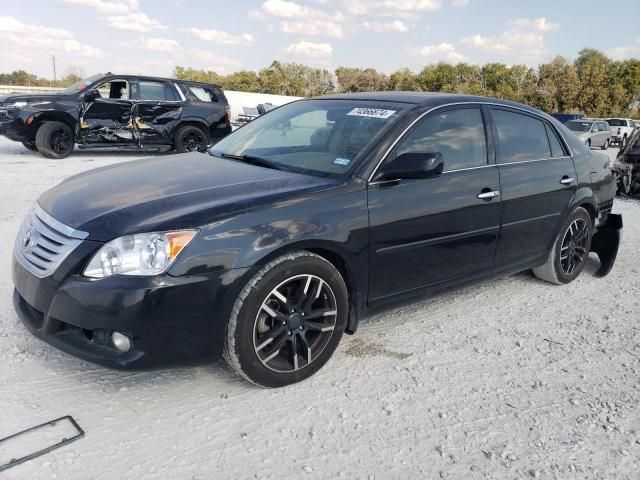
[
  {"left": 224, "top": 251, "right": 348, "bottom": 387},
  {"left": 35, "top": 121, "right": 74, "bottom": 159},
  {"left": 601, "top": 138, "right": 610, "bottom": 150},
  {"left": 173, "top": 125, "right": 209, "bottom": 153},
  {"left": 585, "top": 139, "right": 591, "bottom": 148},
  {"left": 533, "top": 207, "right": 593, "bottom": 285}
]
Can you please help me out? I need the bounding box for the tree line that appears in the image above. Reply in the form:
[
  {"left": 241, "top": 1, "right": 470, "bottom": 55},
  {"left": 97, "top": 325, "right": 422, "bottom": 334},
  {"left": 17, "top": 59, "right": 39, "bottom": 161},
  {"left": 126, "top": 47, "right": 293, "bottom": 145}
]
[
  {"left": 2, "top": 48, "right": 637, "bottom": 117},
  {"left": 175, "top": 49, "right": 640, "bottom": 118}
]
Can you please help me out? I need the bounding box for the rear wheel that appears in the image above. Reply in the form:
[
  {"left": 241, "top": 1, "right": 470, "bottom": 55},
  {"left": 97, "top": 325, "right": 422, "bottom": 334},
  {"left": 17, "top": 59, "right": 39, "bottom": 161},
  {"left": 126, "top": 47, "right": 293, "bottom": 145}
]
[
  {"left": 21, "top": 141, "right": 38, "bottom": 151},
  {"left": 533, "top": 207, "right": 593, "bottom": 285},
  {"left": 174, "top": 125, "right": 209, "bottom": 153},
  {"left": 35, "top": 121, "right": 74, "bottom": 159},
  {"left": 224, "top": 251, "right": 348, "bottom": 387},
  {"left": 601, "top": 138, "right": 610, "bottom": 150}
]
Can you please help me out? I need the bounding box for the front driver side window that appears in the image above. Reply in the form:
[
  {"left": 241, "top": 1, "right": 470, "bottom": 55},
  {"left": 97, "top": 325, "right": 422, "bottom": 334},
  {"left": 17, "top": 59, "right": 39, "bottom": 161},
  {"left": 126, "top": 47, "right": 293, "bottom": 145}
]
[
  {"left": 389, "top": 107, "right": 488, "bottom": 171},
  {"left": 96, "top": 80, "right": 129, "bottom": 100}
]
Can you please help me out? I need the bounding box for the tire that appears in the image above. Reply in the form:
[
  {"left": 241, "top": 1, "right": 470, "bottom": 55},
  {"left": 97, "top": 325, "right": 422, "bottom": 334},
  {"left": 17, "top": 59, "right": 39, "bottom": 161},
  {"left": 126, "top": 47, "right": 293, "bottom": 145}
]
[
  {"left": 224, "top": 251, "right": 349, "bottom": 388},
  {"left": 533, "top": 207, "right": 593, "bottom": 285},
  {"left": 586, "top": 139, "right": 591, "bottom": 148},
  {"left": 601, "top": 138, "right": 610, "bottom": 150},
  {"left": 35, "top": 121, "right": 74, "bottom": 159},
  {"left": 21, "top": 141, "right": 38, "bottom": 151},
  {"left": 173, "top": 125, "right": 209, "bottom": 153},
  {"left": 622, "top": 135, "right": 627, "bottom": 148}
]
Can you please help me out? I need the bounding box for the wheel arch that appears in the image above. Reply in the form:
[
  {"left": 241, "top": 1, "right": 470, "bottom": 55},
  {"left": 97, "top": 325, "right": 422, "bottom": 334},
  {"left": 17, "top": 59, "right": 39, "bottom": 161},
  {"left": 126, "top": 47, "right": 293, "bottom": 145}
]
[
  {"left": 32, "top": 111, "right": 77, "bottom": 136},
  {"left": 245, "top": 240, "right": 363, "bottom": 335},
  {"left": 172, "top": 119, "right": 210, "bottom": 141},
  {"left": 570, "top": 187, "right": 598, "bottom": 226}
]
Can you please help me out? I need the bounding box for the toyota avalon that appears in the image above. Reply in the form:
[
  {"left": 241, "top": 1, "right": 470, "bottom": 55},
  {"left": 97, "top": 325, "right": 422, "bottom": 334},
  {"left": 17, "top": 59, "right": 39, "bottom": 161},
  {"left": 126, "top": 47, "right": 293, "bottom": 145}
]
[{"left": 12, "top": 93, "right": 621, "bottom": 387}]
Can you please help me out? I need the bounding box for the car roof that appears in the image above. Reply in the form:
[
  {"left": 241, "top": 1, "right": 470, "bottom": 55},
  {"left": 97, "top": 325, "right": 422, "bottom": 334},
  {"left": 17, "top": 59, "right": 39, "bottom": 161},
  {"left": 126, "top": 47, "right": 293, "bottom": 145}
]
[
  {"left": 102, "top": 74, "right": 222, "bottom": 88},
  {"left": 315, "top": 91, "right": 551, "bottom": 117}
]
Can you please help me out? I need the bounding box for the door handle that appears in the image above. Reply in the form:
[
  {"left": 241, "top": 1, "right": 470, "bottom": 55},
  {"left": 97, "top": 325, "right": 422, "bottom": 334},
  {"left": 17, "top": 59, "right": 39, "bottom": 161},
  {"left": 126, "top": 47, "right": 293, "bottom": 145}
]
[
  {"left": 477, "top": 190, "right": 500, "bottom": 200},
  {"left": 559, "top": 176, "right": 575, "bottom": 185}
]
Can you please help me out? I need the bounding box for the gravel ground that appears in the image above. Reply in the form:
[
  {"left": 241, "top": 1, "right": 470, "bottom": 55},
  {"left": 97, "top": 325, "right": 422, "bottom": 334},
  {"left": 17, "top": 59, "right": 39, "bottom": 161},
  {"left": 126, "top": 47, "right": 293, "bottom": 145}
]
[{"left": 0, "top": 137, "right": 639, "bottom": 480}]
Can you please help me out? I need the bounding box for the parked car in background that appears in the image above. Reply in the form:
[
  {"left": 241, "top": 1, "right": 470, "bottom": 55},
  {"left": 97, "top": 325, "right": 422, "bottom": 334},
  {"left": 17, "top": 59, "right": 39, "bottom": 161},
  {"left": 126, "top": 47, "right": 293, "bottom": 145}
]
[
  {"left": 606, "top": 118, "right": 636, "bottom": 147},
  {"left": 13, "top": 93, "right": 621, "bottom": 387},
  {"left": 0, "top": 73, "right": 232, "bottom": 158},
  {"left": 565, "top": 119, "right": 611, "bottom": 149},
  {"left": 613, "top": 127, "right": 640, "bottom": 195}
]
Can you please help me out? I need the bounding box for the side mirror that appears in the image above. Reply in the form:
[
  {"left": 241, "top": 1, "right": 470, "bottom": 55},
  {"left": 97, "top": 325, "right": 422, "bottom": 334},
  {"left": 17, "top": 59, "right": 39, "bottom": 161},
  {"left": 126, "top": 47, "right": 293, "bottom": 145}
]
[
  {"left": 83, "top": 89, "right": 100, "bottom": 102},
  {"left": 375, "top": 152, "right": 444, "bottom": 181}
]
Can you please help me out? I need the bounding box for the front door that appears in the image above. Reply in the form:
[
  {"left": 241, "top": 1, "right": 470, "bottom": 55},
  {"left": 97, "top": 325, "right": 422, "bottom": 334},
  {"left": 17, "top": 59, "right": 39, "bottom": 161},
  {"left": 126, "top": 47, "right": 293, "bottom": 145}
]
[
  {"left": 131, "top": 80, "right": 183, "bottom": 145},
  {"left": 79, "top": 79, "right": 135, "bottom": 144},
  {"left": 489, "top": 107, "right": 578, "bottom": 269},
  {"left": 368, "top": 106, "right": 501, "bottom": 302}
]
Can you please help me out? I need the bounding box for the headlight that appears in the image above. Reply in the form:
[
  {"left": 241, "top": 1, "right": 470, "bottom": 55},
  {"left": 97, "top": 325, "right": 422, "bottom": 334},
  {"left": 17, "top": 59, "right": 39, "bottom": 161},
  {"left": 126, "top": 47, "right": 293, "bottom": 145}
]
[{"left": 84, "top": 230, "right": 197, "bottom": 278}]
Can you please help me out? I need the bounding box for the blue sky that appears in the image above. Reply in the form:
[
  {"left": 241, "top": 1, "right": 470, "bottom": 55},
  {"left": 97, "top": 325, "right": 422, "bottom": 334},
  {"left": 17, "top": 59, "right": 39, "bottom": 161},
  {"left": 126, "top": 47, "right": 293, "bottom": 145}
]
[{"left": 1, "top": 0, "right": 639, "bottom": 80}]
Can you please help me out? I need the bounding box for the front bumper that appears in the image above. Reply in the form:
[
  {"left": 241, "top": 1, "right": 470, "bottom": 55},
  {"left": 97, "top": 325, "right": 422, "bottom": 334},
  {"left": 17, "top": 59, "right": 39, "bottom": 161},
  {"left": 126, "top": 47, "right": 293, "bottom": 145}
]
[
  {"left": 13, "top": 254, "right": 246, "bottom": 369},
  {"left": 0, "top": 110, "right": 35, "bottom": 142}
]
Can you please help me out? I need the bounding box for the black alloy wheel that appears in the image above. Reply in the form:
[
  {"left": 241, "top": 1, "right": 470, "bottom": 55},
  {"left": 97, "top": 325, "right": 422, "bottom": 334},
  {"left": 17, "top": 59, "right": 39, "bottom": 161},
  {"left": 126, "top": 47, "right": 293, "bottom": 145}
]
[
  {"left": 253, "top": 274, "right": 338, "bottom": 373},
  {"left": 559, "top": 218, "right": 589, "bottom": 276},
  {"left": 182, "top": 131, "right": 206, "bottom": 152},
  {"left": 50, "top": 127, "right": 73, "bottom": 155}
]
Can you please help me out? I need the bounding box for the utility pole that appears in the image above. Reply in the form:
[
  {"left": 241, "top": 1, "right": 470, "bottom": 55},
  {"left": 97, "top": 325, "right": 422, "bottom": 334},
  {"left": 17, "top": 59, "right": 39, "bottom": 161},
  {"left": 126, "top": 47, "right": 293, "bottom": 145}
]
[{"left": 51, "top": 55, "right": 57, "bottom": 83}]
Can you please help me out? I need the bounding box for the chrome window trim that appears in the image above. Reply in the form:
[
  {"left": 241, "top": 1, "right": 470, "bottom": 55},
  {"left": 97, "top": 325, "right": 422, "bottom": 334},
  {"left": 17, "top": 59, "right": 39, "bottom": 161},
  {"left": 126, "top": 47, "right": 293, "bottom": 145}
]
[
  {"left": 367, "top": 101, "right": 574, "bottom": 182},
  {"left": 173, "top": 83, "right": 187, "bottom": 102}
]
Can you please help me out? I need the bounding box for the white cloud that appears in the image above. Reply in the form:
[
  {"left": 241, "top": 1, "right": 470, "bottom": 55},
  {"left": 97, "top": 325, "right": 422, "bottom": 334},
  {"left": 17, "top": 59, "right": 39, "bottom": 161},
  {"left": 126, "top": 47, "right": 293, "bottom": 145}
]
[
  {"left": 412, "top": 42, "right": 467, "bottom": 62},
  {"left": 280, "top": 20, "right": 344, "bottom": 38},
  {"left": 608, "top": 38, "right": 640, "bottom": 60},
  {"left": 460, "top": 17, "right": 560, "bottom": 60},
  {"left": 285, "top": 41, "right": 333, "bottom": 58},
  {"left": 184, "top": 28, "right": 254, "bottom": 45},
  {"left": 361, "top": 20, "right": 410, "bottom": 32},
  {"left": 508, "top": 17, "right": 560, "bottom": 33},
  {"left": 61, "top": 0, "right": 167, "bottom": 32},
  {"left": 251, "top": 0, "right": 345, "bottom": 38},
  {"left": 340, "top": 0, "right": 441, "bottom": 16},
  {"left": 139, "top": 37, "right": 180, "bottom": 52},
  {"left": 0, "top": 16, "right": 102, "bottom": 57}
]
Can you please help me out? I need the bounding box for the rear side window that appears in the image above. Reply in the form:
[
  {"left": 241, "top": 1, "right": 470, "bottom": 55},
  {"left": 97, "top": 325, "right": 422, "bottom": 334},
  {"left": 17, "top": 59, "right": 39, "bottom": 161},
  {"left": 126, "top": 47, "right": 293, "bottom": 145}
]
[
  {"left": 545, "top": 124, "right": 566, "bottom": 158},
  {"left": 186, "top": 85, "right": 218, "bottom": 103},
  {"left": 392, "top": 107, "right": 487, "bottom": 171},
  {"left": 138, "top": 81, "right": 176, "bottom": 101},
  {"left": 492, "top": 109, "right": 551, "bottom": 163}
]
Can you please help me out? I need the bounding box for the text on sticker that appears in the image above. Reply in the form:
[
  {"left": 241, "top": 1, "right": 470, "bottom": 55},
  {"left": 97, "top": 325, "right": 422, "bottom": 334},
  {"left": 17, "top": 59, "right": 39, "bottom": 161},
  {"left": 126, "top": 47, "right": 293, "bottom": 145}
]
[{"left": 346, "top": 108, "right": 396, "bottom": 119}]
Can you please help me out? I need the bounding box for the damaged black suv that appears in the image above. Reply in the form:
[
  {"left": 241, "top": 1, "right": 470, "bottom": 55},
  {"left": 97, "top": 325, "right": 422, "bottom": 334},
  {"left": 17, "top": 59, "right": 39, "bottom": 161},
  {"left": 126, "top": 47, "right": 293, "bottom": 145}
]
[{"left": 0, "top": 73, "right": 232, "bottom": 158}]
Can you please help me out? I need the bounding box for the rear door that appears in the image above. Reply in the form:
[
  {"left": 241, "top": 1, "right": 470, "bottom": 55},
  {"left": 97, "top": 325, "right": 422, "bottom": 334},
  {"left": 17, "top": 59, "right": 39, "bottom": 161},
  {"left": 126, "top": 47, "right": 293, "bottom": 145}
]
[
  {"left": 368, "top": 105, "right": 501, "bottom": 301},
  {"left": 131, "top": 79, "right": 183, "bottom": 145},
  {"left": 490, "top": 107, "right": 577, "bottom": 270},
  {"left": 79, "top": 79, "right": 135, "bottom": 144}
]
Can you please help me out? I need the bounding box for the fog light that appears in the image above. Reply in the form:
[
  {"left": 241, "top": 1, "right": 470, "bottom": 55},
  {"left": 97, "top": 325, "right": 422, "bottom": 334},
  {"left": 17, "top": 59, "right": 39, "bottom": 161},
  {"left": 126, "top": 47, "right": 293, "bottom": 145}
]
[{"left": 111, "top": 332, "right": 131, "bottom": 352}]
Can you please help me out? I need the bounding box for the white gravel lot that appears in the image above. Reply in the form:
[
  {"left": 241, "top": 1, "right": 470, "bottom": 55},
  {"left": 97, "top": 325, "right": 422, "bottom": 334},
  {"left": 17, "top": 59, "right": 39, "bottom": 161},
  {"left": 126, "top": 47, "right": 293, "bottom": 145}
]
[{"left": 0, "top": 137, "right": 639, "bottom": 480}]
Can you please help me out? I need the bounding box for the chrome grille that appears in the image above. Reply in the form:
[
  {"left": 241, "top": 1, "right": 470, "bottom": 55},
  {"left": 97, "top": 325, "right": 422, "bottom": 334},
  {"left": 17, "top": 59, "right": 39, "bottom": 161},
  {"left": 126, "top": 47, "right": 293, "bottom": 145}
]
[{"left": 14, "top": 204, "right": 88, "bottom": 278}]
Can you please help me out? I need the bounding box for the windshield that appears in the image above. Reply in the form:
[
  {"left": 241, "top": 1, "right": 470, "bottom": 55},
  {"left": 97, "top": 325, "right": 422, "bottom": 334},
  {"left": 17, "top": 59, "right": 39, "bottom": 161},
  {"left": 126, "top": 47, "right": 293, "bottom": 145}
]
[
  {"left": 61, "top": 74, "right": 104, "bottom": 94},
  {"left": 606, "top": 119, "right": 626, "bottom": 127},
  {"left": 210, "top": 99, "right": 409, "bottom": 177},
  {"left": 566, "top": 121, "right": 592, "bottom": 132}
]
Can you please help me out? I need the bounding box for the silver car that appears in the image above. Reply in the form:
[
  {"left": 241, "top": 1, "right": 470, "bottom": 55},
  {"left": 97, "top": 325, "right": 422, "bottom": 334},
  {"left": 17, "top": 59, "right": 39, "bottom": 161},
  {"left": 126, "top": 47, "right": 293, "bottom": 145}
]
[{"left": 566, "top": 119, "right": 611, "bottom": 150}]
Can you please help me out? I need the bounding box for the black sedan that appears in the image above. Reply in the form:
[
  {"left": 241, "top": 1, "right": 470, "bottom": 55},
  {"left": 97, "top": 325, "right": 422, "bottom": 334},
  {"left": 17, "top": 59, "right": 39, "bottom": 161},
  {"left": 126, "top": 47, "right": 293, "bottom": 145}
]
[{"left": 12, "top": 93, "right": 621, "bottom": 387}]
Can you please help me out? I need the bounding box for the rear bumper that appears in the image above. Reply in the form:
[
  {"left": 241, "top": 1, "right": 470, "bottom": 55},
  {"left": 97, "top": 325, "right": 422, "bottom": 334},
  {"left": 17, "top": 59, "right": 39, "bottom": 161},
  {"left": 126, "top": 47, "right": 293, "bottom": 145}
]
[{"left": 13, "top": 254, "right": 246, "bottom": 370}]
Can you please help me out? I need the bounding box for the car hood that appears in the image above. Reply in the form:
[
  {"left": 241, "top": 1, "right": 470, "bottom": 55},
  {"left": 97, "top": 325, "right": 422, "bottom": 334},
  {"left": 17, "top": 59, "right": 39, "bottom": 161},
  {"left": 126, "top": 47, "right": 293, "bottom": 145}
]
[
  {"left": 38, "top": 153, "right": 334, "bottom": 241},
  {"left": 0, "top": 92, "right": 70, "bottom": 105}
]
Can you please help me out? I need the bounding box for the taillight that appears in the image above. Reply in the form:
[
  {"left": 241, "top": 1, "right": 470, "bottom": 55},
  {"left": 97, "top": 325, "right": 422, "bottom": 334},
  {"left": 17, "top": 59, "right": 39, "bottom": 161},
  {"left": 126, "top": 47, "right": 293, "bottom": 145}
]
[
  {"left": 617, "top": 128, "right": 622, "bottom": 135},
  {"left": 225, "top": 105, "right": 231, "bottom": 123}
]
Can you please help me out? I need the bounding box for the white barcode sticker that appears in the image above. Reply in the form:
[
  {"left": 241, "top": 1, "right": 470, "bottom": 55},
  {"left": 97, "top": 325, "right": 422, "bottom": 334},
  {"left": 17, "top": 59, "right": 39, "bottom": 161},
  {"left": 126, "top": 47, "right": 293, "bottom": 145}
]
[{"left": 346, "top": 108, "right": 396, "bottom": 119}]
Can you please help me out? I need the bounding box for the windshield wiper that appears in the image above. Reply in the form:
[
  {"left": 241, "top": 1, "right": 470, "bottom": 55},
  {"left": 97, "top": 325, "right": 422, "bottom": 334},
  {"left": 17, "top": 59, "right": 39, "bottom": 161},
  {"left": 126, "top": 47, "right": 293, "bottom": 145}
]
[{"left": 218, "top": 153, "right": 283, "bottom": 171}]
